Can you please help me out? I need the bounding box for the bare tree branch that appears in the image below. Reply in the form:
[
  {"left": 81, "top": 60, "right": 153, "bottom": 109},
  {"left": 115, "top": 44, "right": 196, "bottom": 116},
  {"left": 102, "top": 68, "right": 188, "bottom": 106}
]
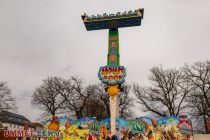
[
  {"left": 31, "top": 77, "right": 66, "bottom": 116},
  {"left": 0, "top": 81, "right": 17, "bottom": 112},
  {"left": 133, "top": 66, "right": 190, "bottom": 117}
]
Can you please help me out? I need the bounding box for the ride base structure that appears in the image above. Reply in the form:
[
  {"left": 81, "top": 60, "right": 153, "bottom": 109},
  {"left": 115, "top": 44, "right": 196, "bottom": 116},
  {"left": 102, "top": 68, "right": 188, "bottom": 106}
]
[{"left": 82, "top": 9, "right": 144, "bottom": 135}]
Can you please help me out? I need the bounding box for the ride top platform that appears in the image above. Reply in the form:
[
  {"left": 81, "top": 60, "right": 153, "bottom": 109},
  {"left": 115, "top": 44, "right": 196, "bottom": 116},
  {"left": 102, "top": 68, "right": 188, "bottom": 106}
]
[{"left": 81, "top": 9, "right": 144, "bottom": 31}]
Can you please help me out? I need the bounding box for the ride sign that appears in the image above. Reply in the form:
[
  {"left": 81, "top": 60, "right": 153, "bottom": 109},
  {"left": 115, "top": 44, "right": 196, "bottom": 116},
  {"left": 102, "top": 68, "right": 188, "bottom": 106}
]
[{"left": 98, "top": 66, "right": 126, "bottom": 85}]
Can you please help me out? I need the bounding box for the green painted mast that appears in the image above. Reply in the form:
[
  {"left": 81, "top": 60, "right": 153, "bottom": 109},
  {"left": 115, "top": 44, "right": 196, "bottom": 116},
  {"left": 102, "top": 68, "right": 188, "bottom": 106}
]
[{"left": 107, "top": 28, "right": 120, "bottom": 66}]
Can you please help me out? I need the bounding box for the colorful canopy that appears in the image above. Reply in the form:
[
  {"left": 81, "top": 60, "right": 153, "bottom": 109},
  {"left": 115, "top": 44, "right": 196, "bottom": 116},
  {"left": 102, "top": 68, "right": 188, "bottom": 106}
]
[
  {"left": 99, "top": 118, "right": 128, "bottom": 130},
  {"left": 88, "top": 122, "right": 100, "bottom": 134},
  {"left": 73, "top": 117, "right": 97, "bottom": 128},
  {"left": 157, "top": 116, "right": 180, "bottom": 127},
  {"left": 137, "top": 116, "right": 157, "bottom": 127}
]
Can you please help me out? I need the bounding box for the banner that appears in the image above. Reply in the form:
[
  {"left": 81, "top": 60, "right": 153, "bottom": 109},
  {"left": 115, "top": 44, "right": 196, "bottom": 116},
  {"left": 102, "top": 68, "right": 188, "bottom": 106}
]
[{"left": 98, "top": 66, "right": 126, "bottom": 85}]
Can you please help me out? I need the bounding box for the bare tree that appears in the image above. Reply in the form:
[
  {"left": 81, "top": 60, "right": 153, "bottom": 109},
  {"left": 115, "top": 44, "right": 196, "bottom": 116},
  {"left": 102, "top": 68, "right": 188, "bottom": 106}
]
[
  {"left": 94, "top": 83, "right": 134, "bottom": 118},
  {"left": 60, "top": 77, "right": 92, "bottom": 119},
  {"left": 32, "top": 76, "right": 134, "bottom": 119},
  {"left": 83, "top": 87, "right": 108, "bottom": 120},
  {"left": 31, "top": 77, "right": 66, "bottom": 116},
  {"left": 133, "top": 66, "right": 189, "bottom": 117},
  {"left": 0, "top": 82, "right": 16, "bottom": 112},
  {"left": 118, "top": 84, "right": 134, "bottom": 118},
  {"left": 94, "top": 84, "right": 110, "bottom": 116},
  {"left": 186, "top": 92, "right": 209, "bottom": 133},
  {"left": 183, "top": 61, "right": 210, "bottom": 111},
  {"left": 182, "top": 61, "right": 210, "bottom": 133}
]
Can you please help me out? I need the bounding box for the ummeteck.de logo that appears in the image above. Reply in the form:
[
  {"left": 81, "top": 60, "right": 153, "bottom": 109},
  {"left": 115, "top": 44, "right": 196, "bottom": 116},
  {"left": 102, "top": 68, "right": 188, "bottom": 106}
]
[{"left": 3, "top": 130, "right": 63, "bottom": 137}]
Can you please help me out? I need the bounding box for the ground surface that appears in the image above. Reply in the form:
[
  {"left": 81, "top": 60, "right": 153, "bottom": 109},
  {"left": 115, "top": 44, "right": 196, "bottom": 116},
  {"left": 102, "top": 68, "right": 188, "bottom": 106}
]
[{"left": 193, "top": 134, "right": 210, "bottom": 140}]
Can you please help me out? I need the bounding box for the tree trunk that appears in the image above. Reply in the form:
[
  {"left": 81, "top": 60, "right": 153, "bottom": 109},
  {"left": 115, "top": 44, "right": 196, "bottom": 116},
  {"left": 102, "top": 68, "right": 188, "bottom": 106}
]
[
  {"left": 203, "top": 115, "right": 209, "bottom": 134},
  {"left": 76, "top": 111, "right": 83, "bottom": 119},
  {"left": 106, "top": 104, "right": 110, "bottom": 117}
]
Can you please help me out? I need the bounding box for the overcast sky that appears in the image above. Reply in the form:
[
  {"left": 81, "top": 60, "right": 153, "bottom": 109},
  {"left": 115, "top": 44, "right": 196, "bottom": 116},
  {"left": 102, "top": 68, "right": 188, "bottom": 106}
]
[{"left": 0, "top": 0, "right": 210, "bottom": 122}]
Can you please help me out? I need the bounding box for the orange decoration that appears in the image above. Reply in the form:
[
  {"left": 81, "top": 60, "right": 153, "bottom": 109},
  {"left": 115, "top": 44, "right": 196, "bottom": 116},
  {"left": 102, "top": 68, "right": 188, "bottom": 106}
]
[
  {"left": 48, "top": 116, "right": 60, "bottom": 131},
  {"left": 107, "top": 85, "right": 119, "bottom": 96}
]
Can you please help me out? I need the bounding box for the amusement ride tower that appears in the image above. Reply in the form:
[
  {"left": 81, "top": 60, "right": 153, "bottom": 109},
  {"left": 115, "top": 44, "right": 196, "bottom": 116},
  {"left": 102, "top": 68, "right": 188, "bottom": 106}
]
[{"left": 82, "top": 9, "right": 144, "bottom": 135}]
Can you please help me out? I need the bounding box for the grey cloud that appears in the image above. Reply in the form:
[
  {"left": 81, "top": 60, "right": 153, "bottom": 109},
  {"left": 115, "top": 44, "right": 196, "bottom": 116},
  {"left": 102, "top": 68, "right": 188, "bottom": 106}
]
[{"left": 0, "top": 0, "right": 210, "bottom": 121}]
